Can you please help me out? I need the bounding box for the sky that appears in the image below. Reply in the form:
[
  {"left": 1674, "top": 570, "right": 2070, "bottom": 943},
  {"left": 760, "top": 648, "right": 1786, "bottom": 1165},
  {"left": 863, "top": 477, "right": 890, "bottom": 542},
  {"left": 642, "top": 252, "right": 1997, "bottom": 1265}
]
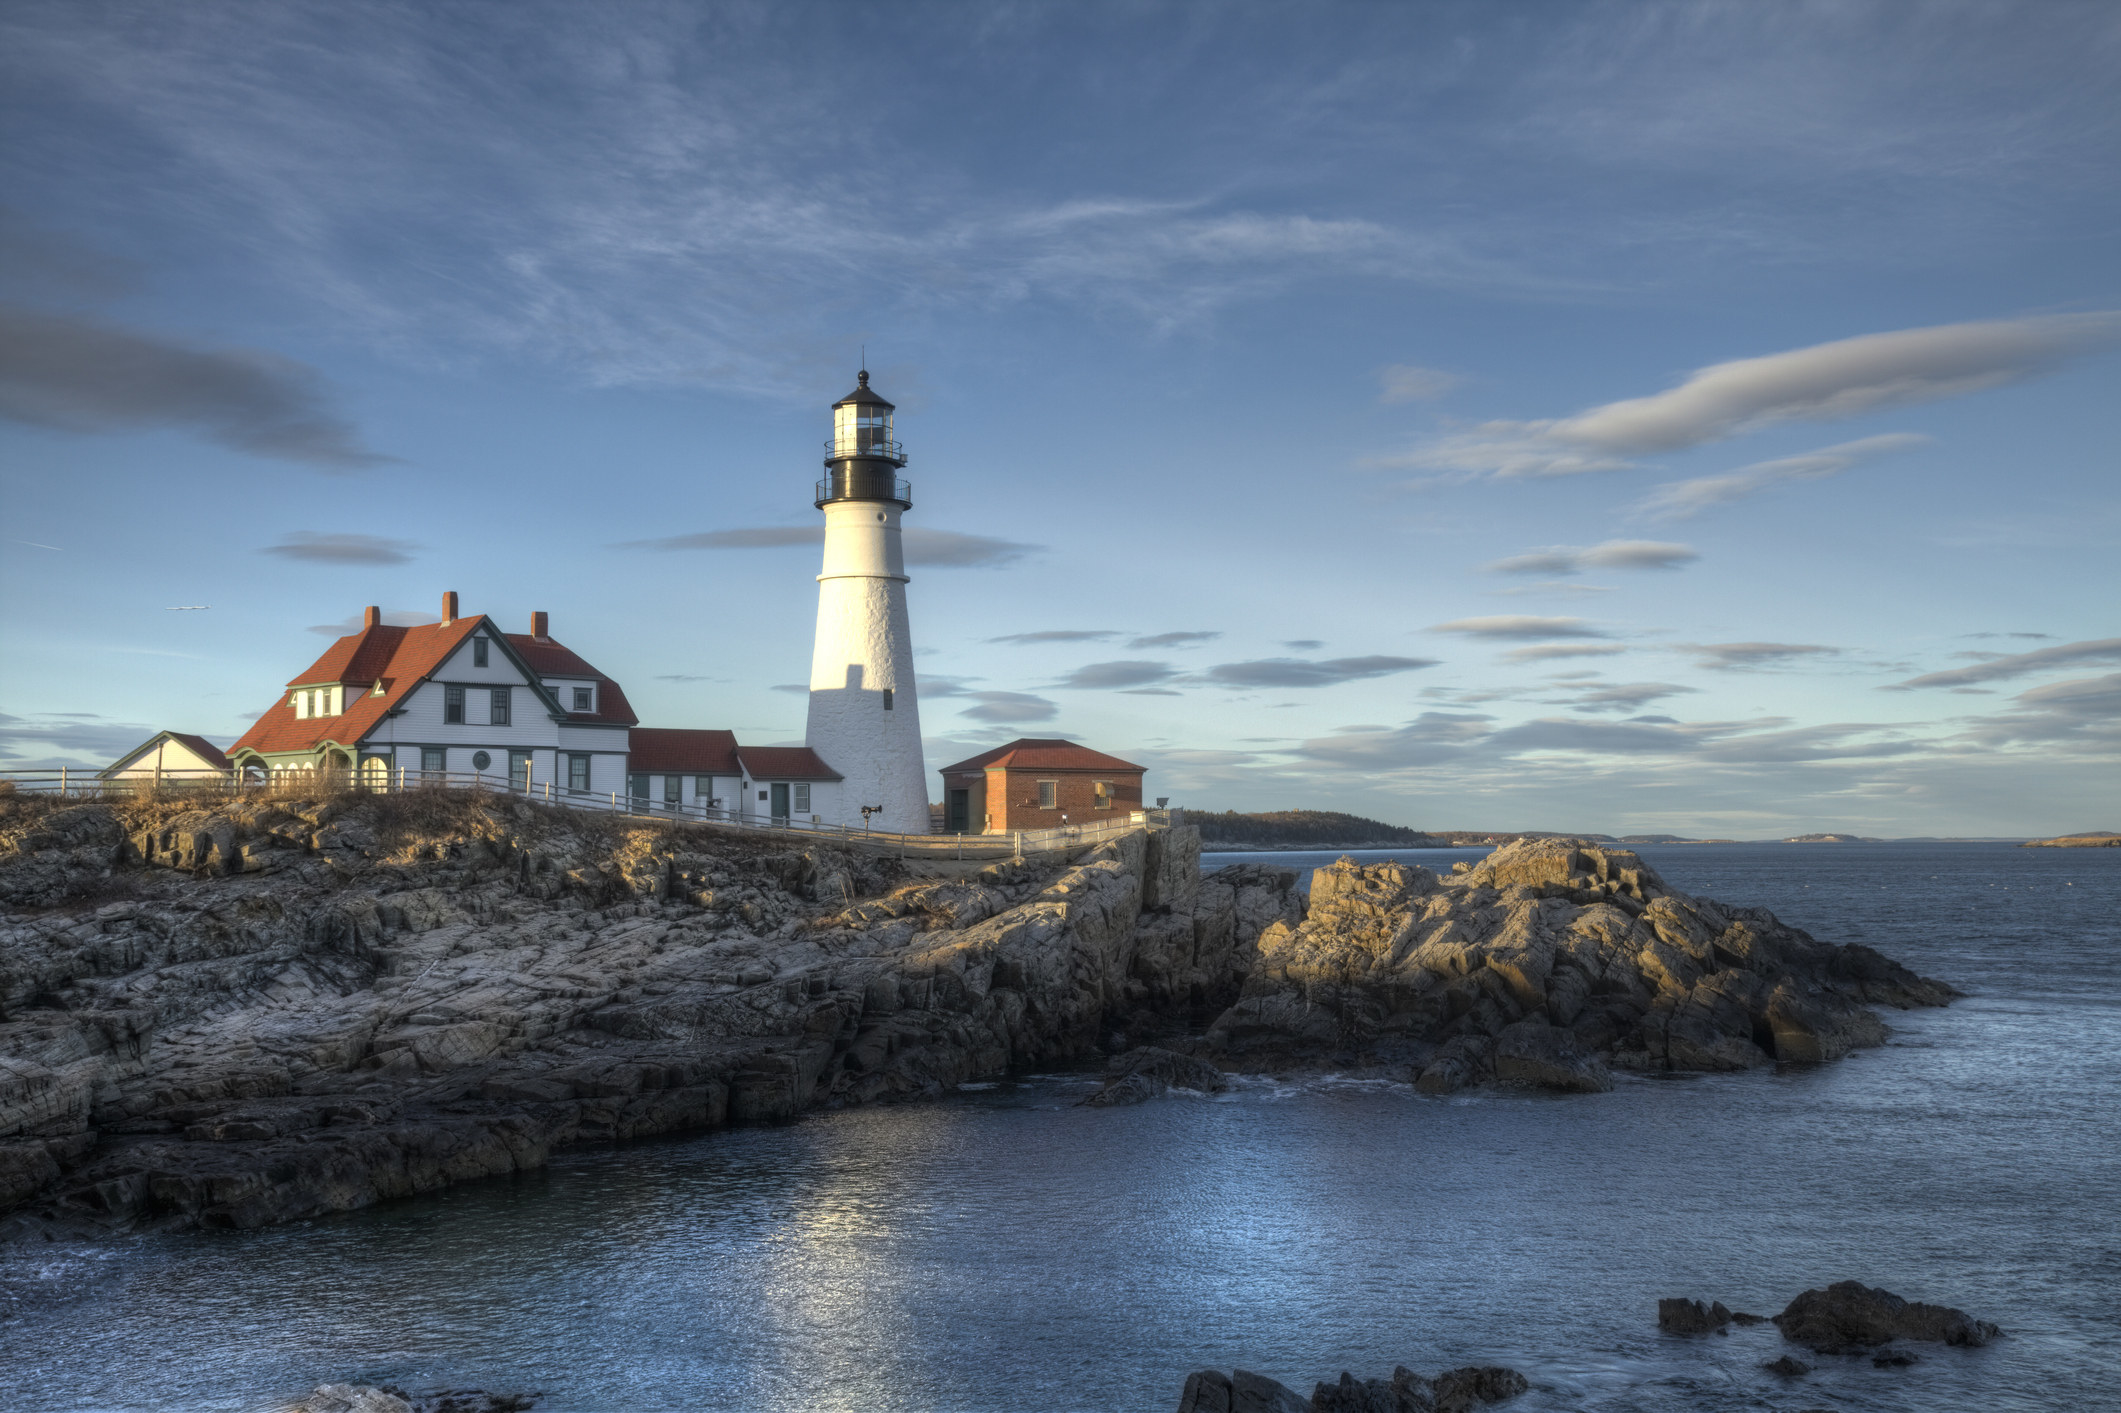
[{"left": 1, "top": 0, "right": 2117, "bottom": 837}]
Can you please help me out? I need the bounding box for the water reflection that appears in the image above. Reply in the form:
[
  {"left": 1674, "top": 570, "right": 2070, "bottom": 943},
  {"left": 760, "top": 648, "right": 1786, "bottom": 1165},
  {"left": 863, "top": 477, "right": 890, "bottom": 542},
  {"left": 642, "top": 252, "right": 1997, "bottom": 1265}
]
[{"left": 2, "top": 845, "right": 2116, "bottom": 1412}]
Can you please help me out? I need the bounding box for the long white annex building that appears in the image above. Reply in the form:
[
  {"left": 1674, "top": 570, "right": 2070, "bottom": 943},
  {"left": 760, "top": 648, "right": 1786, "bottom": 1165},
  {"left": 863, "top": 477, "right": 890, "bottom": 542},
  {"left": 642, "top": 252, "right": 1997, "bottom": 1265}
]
[{"left": 220, "top": 372, "right": 933, "bottom": 832}]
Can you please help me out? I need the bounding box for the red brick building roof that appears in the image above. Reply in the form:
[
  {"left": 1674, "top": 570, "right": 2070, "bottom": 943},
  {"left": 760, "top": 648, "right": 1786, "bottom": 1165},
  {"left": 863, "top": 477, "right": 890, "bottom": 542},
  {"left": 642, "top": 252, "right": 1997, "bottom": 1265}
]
[
  {"left": 938, "top": 738, "right": 1144, "bottom": 775},
  {"left": 736, "top": 746, "right": 843, "bottom": 781},
  {"left": 628, "top": 728, "right": 740, "bottom": 774}
]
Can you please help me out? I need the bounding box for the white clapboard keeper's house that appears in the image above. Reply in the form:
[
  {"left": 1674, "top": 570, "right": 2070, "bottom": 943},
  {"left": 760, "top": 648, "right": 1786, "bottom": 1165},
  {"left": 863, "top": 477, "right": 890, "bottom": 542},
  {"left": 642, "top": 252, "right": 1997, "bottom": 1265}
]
[
  {"left": 224, "top": 593, "right": 850, "bottom": 825},
  {"left": 227, "top": 594, "right": 634, "bottom": 795}
]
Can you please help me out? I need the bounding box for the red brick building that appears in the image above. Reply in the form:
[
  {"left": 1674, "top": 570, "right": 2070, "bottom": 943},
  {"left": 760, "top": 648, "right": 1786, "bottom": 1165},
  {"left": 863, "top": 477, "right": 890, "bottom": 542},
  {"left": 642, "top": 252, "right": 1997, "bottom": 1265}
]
[{"left": 936, "top": 738, "right": 1146, "bottom": 833}]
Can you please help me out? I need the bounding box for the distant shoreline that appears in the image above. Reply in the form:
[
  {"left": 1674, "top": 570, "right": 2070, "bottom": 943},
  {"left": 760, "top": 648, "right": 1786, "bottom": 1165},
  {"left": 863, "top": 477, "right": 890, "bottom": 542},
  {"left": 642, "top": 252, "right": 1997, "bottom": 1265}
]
[{"left": 1199, "top": 836, "right": 2042, "bottom": 853}]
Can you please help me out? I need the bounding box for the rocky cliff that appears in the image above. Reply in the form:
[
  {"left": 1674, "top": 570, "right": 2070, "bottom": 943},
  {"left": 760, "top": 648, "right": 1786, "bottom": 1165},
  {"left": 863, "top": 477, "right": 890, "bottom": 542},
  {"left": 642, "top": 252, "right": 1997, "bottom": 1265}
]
[
  {"left": 1200, "top": 840, "right": 1956, "bottom": 1092},
  {"left": 0, "top": 789, "right": 1297, "bottom": 1231},
  {"left": 0, "top": 797, "right": 1956, "bottom": 1234}
]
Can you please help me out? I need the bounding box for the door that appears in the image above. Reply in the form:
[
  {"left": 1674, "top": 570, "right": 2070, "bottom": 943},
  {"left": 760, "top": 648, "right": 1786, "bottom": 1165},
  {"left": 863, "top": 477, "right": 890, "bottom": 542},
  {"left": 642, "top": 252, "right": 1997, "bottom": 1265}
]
[
  {"left": 770, "top": 782, "right": 790, "bottom": 823},
  {"left": 947, "top": 788, "right": 969, "bottom": 833},
  {"left": 509, "top": 750, "right": 532, "bottom": 792}
]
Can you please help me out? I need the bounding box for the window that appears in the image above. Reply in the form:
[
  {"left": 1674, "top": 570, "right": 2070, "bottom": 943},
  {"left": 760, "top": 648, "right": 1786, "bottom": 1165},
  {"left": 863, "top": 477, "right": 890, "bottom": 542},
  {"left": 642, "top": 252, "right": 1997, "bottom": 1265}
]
[
  {"left": 445, "top": 685, "right": 465, "bottom": 723},
  {"left": 568, "top": 754, "right": 590, "bottom": 792},
  {"left": 793, "top": 783, "right": 811, "bottom": 813},
  {"left": 573, "top": 686, "right": 592, "bottom": 712},
  {"left": 473, "top": 637, "right": 490, "bottom": 668},
  {"left": 1038, "top": 780, "right": 1057, "bottom": 809},
  {"left": 758, "top": 789, "right": 769, "bottom": 802},
  {"left": 1093, "top": 780, "right": 1113, "bottom": 810},
  {"left": 490, "top": 686, "right": 510, "bottom": 726},
  {"left": 882, "top": 688, "right": 894, "bottom": 711},
  {"left": 421, "top": 747, "right": 445, "bottom": 776},
  {"left": 628, "top": 773, "right": 648, "bottom": 802},
  {"left": 693, "top": 775, "right": 713, "bottom": 800},
  {"left": 509, "top": 750, "right": 531, "bottom": 790},
  {"left": 664, "top": 775, "right": 681, "bottom": 805}
]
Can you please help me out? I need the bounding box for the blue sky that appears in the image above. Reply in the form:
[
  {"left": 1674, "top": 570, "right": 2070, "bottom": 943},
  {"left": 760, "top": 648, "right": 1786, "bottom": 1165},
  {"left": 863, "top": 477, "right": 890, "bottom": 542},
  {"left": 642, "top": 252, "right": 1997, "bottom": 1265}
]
[{"left": 2, "top": 1, "right": 2116, "bottom": 836}]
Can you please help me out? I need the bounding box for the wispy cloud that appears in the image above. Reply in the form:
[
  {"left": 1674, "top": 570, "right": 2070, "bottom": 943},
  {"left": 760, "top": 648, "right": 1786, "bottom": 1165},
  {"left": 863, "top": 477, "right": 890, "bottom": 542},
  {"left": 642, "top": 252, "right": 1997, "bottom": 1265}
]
[
  {"left": 1484, "top": 540, "right": 1698, "bottom": 575},
  {"left": 1431, "top": 616, "right": 1605, "bottom": 640},
  {"left": 1640, "top": 433, "right": 1930, "bottom": 520},
  {"left": 1548, "top": 681, "right": 1698, "bottom": 714},
  {"left": 266, "top": 532, "right": 418, "bottom": 565},
  {"left": 0, "top": 303, "right": 390, "bottom": 468},
  {"left": 989, "top": 629, "right": 1118, "bottom": 645},
  {"left": 1890, "top": 638, "right": 2121, "bottom": 690},
  {"left": 1502, "top": 643, "right": 1627, "bottom": 663},
  {"left": 1374, "top": 315, "right": 2116, "bottom": 480},
  {"left": 1127, "top": 631, "right": 1220, "bottom": 649},
  {"left": 0, "top": 711, "right": 177, "bottom": 765},
  {"left": 622, "top": 526, "right": 1036, "bottom": 567},
  {"left": 1680, "top": 642, "right": 1840, "bottom": 671},
  {"left": 1054, "top": 660, "right": 1177, "bottom": 690},
  {"left": 960, "top": 690, "right": 1058, "bottom": 723},
  {"left": 1204, "top": 655, "right": 1437, "bottom": 688},
  {"left": 1378, "top": 364, "right": 1460, "bottom": 403}
]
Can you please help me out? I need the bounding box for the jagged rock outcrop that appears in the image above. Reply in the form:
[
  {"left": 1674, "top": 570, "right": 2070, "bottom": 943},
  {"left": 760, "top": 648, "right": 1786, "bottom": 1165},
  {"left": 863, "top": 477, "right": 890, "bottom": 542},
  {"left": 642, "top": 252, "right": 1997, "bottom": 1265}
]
[
  {"left": 1772, "top": 1281, "right": 2000, "bottom": 1353},
  {"left": 282, "top": 1387, "right": 532, "bottom": 1413},
  {"left": 0, "top": 789, "right": 1296, "bottom": 1231},
  {"left": 1078, "top": 1044, "right": 1228, "bottom": 1106},
  {"left": 1178, "top": 1363, "right": 1527, "bottom": 1413},
  {"left": 1203, "top": 839, "right": 1955, "bottom": 1088}
]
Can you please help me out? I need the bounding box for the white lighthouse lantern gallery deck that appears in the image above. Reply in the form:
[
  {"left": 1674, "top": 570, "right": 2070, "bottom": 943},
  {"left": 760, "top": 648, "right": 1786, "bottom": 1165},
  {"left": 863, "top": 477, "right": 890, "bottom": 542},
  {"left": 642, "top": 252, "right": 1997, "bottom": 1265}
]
[{"left": 804, "top": 370, "right": 930, "bottom": 833}]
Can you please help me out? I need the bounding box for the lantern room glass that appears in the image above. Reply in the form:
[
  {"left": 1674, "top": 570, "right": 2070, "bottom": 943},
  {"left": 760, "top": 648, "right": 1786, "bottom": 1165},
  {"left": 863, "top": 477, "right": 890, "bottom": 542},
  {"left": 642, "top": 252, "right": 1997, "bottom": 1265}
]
[{"left": 833, "top": 402, "right": 894, "bottom": 458}]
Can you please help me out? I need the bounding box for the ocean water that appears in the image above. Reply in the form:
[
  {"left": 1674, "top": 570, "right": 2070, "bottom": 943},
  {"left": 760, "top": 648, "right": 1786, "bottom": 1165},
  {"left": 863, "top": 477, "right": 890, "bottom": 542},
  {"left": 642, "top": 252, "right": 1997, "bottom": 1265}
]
[{"left": 1, "top": 843, "right": 2116, "bottom": 1412}]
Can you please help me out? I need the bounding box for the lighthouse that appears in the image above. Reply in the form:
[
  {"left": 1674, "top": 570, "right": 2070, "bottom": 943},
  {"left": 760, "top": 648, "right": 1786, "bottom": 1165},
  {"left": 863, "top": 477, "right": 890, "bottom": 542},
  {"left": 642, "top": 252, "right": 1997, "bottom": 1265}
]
[{"left": 804, "top": 370, "right": 930, "bottom": 833}]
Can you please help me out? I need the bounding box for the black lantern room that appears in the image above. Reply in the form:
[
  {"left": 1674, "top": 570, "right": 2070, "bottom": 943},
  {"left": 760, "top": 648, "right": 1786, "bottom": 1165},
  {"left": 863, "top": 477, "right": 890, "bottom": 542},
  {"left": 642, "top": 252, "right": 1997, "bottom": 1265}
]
[{"left": 818, "top": 369, "right": 911, "bottom": 508}]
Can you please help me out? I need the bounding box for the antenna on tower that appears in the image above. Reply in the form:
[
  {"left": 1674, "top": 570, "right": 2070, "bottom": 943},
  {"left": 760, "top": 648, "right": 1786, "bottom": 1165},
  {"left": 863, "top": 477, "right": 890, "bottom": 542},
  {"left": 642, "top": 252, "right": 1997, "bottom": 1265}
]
[{"left": 861, "top": 343, "right": 867, "bottom": 375}]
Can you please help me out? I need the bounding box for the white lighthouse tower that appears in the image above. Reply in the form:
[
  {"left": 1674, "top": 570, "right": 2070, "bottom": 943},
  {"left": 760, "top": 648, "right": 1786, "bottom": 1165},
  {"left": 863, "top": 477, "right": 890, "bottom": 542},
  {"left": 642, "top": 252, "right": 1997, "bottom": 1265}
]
[{"left": 804, "top": 370, "right": 930, "bottom": 833}]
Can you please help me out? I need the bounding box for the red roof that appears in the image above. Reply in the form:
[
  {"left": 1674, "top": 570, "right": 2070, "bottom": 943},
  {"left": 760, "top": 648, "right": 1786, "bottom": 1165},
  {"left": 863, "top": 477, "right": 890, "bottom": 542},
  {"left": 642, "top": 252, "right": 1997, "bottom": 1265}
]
[
  {"left": 736, "top": 746, "right": 842, "bottom": 781},
  {"left": 507, "top": 634, "right": 638, "bottom": 726},
  {"left": 629, "top": 728, "right": 740, "bottom": 774},
  {"left": 938, "top": 738, "right": 1144, "bottom": 775},
  {"left": 163, "top": 732, "right": 232, "bottom": 771},
  {"left": 230, "top": 617, "right": 486, "bottom": 760}
]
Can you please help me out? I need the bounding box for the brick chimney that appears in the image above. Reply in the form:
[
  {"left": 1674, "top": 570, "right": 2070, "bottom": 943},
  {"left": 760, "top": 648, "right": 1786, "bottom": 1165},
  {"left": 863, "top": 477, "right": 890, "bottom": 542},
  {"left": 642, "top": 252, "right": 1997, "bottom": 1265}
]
[
  {"left": 441, "top": 590, "right": 458, "bottom": 625},
  {"left": 532, "top": 610, "right": 549, "bottom": 640},
  {"left": 363, "top": 605, "right": 381, "bottom": 629}
]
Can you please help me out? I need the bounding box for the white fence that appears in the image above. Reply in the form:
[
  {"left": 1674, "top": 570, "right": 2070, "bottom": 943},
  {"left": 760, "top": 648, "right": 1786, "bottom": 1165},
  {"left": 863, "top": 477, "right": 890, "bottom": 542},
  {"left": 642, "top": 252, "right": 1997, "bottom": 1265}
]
[{"left": 0, "top": 767, "right": 1173, "bottom": 860}]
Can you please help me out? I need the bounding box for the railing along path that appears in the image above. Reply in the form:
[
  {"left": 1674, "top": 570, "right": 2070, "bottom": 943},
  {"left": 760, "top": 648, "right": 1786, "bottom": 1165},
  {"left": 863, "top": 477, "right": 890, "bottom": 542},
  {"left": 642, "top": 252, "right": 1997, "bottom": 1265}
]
[{"left": 0, "top": 767, "right": 1176, "bottom": 860}]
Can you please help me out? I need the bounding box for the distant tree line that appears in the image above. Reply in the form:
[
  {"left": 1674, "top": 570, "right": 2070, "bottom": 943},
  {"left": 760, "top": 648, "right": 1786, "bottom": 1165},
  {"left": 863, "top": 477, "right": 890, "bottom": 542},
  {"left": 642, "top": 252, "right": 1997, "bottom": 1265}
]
[{"left": 1188, "top": 809, "right": 1438, "bottom": 848}]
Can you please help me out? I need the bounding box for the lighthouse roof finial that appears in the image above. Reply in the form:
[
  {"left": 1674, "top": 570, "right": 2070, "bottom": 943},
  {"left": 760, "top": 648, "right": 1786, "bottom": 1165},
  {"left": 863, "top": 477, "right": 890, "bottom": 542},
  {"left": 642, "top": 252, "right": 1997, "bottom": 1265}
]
[{"left": 833, "top": 367, "right": 893, "bottom": 410}]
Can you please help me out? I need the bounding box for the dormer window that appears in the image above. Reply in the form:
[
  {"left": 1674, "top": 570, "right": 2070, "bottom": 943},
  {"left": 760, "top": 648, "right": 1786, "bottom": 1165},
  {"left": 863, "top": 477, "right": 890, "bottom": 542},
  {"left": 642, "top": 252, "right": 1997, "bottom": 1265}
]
[
  {"left": 473, "top": 637, "right": 490, "bottom": 668},
  {"left": 573, "top": 686, "right": 592, "bottom": 712}
]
